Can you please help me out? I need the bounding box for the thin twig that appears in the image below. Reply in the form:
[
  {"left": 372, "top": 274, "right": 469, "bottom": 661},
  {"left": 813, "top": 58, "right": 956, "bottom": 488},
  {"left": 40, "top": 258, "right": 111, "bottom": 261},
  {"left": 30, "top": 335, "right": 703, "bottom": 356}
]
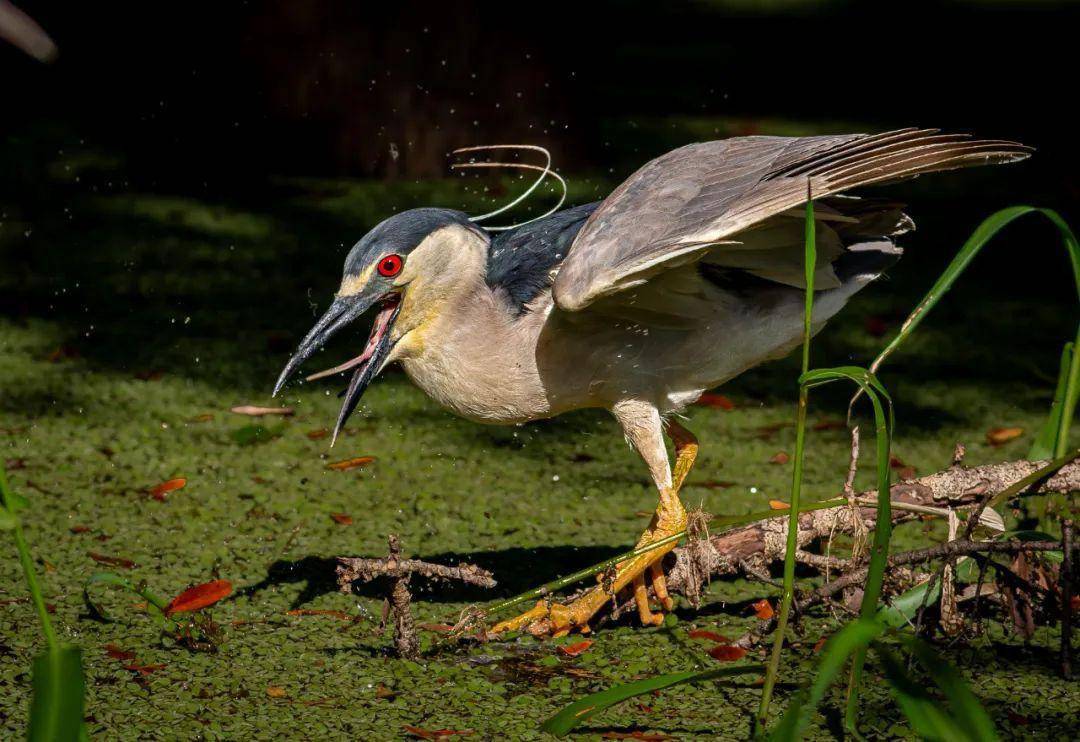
[
  {"left": 337, "top": 556, "right": 496, "bottom": 587},
  {"left": 796, "top": 550, "right": 848, "bottom": 571},
  {"left": 739, "top": 560, "right": 783, "bottom": 589},
  {"left": 816, "top": 540, "right": 1060, "bottom": 601},
  {"left": 336, "top": 535, "right": 495, "bottom": 658},
  {"left": 733, "top": 540, "right": 1061, "bottom": 648},
  {"left": 663, "top": 456, "right": 1080, "bottom": 600},
  {"left": 1061, "top": 519, "right": 1074, "bottom": 680},
  {"left": 387, "top": 536, "right": 419, "bottom": 658},
  {"left": 844, "top": 426, "right": 860, "bottom": 496}
]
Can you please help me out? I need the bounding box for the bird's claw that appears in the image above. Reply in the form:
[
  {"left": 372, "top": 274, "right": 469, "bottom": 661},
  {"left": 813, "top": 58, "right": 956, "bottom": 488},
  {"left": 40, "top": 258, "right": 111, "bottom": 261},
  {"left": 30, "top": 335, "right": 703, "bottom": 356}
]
[
  {"left": 490, "top": 600, "right": 587, "bottom": 637},
  {"left": 491, "top": 559, "right": 677, "bottom": 636}
]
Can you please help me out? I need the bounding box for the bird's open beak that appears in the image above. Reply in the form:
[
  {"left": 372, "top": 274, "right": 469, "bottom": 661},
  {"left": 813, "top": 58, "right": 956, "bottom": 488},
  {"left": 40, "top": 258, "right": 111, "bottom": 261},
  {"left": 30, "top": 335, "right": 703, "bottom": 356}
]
[{"left": 273, "top": 288, "right": 402, "bottom": 444}]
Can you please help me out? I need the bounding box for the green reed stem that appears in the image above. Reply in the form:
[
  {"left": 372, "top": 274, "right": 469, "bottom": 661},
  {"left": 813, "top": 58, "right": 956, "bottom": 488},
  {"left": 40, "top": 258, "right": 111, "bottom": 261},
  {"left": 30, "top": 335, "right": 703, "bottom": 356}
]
[
  {"left": 486, "top": 531, "right": 686, "bottom": 616},
  {"left": 757, "top": 193, "right": 816, "bottom": 731},
  {"left": 0, "top": 461, "right": 59, "bottom": 651},
  {"left": 1055, "top": 324, "right": 1080, "bottom": 458},
  {"left": 487, "top": 495, "right": 852, "bottom": 619}
]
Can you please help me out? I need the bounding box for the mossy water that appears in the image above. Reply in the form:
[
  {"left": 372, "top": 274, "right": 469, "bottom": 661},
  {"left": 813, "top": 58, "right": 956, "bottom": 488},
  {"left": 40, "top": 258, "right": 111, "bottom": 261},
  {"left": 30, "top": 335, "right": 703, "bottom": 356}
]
[{"left": 1, "top": 160, "right": 1077, "bottom": 739}]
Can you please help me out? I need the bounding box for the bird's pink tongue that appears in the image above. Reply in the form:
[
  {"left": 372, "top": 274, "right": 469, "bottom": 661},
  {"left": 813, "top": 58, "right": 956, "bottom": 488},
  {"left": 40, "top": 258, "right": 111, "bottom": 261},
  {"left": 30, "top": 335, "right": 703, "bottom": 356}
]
[{"left": 305, "top": 298, "right": 399, "bottom": 382}]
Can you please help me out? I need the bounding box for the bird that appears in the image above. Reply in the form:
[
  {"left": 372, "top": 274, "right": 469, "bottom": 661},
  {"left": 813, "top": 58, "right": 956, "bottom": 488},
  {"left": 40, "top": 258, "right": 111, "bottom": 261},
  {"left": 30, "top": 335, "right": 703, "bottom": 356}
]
[{"left": 273, "top": 128, "right": 1030, "bottom": 636}]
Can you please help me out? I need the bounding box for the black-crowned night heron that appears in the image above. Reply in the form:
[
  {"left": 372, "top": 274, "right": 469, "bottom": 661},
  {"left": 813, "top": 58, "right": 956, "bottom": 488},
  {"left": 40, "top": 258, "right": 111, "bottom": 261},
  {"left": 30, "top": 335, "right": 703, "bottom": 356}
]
[{"left": 273, "top": 129, "right": 1029, "bottom": 635}]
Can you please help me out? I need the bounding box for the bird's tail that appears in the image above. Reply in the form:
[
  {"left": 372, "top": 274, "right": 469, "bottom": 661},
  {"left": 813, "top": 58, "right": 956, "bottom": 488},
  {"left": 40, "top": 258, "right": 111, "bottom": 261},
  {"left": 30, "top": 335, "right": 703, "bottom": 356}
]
[{"left": 768, "top": 127, "right": 1032, "bottom": 191}]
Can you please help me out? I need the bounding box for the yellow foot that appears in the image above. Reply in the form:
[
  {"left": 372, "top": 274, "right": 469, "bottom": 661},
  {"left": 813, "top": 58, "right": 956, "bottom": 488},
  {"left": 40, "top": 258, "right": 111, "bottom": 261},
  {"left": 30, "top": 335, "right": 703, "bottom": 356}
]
[
  {"left": 491, "top": 508, "right": 685, "bottom": 636},
  {"left": 493, "top": 418, "right": 698, "bottom": 637}
]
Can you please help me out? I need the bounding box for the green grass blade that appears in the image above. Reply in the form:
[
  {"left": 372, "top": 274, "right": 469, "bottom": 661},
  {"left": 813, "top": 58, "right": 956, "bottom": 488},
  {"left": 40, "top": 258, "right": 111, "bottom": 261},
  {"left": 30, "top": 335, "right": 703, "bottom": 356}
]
[
  {"left": 0, "top": 458, "right": 59, "bottom": 651},
  {"left": 864, "top": 206, "right": 1080, "bottom": 457},
  {"left": 871, "top": 207, "right": 1080, "bottom": 372},
  {"left": 877, "top": 579, "right": 943, "bottom": 629},
  {"left": 983, "top": 449, "right": 1078, "bottom": 513},
  {"left": 84, "top": 571, "right": 169, "bottom": 622},
  {"left": 28, "top": 646, "right": 86, "bottom": 742},
  {"left": 904, "top": 637, "right": 999, "bottom": 741},
  {"left": 873, "top": 643, "right": 972, "bottom": 741},
  {"left": 768, "top": 618, "right": 885, "bottom": 741},
  {"left": 999, "top": 530, "right": 1064, "bottom": 563},
  {"left": 1029, "top": 342, "right": 1072, "bottom": 459},
  {"left": 541, "top": 664, "right": 764, "bottom": 737},
  {"left": 790, "top": 365, "right": 897, "bottom": 731},
  {"left": 1054, "top": 325, "right": 1080, "bottom": 457},
  {"left": 758, "top": 194, "right": 816, "bottom": 729}
]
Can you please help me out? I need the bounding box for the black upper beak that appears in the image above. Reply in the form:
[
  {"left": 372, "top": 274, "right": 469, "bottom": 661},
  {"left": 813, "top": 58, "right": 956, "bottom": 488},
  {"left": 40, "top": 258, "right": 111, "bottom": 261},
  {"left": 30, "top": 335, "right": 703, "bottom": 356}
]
[
  {"left": 273, "top": 289, "right": 401, "bottom": 444},
  {"left": 272, "top": 295, "right": 371, "bottom": 398}
]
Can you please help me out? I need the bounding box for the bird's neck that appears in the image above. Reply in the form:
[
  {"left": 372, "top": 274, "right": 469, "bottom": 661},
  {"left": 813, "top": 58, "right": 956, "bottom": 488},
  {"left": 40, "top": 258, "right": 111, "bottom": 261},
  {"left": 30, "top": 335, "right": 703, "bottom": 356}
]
[
  {"left": 386, "top": 236, "right": 555, "bottom": 423},
  {"left": 389, "top": 229, "right": 505, "bottom": 359}
]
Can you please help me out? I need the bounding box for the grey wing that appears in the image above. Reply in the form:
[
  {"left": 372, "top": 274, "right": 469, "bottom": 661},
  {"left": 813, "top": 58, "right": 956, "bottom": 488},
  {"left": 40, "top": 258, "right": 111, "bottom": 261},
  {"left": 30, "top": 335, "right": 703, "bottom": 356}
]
[{"left": 552, "top": 129, "right": 1031, "bottom": 311}]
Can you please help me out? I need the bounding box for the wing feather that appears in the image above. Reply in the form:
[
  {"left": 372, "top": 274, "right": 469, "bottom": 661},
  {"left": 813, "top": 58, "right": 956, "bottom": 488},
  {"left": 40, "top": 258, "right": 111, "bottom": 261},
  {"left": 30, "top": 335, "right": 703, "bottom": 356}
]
[{"left": 553, "top": 129, "right": 1031, "bottom": 311}]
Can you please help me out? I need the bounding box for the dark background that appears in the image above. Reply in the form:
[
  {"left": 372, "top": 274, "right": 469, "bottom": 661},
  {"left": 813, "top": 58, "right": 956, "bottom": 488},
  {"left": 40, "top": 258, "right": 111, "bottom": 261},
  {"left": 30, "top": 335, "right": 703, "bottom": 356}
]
[
  {"left": 2, "top": 0, "right": 1078, "bottom": 382},
  {"left": 6, "top": 1, "right": 1078, "bottom": 184}
]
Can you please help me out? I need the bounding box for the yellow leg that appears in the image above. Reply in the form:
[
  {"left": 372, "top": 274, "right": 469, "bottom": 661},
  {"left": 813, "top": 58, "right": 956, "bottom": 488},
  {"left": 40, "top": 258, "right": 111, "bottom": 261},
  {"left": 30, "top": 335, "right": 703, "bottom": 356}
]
[{"left": 492, "top": 419, "right": 698, "bottom": 635}]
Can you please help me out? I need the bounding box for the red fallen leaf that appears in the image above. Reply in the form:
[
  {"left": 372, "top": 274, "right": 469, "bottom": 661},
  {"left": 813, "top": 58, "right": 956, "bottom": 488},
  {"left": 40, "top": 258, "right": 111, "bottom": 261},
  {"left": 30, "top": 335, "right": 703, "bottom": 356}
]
[
  {"left": 403, "top": 725, "right": 474, "bottom": 740},
  {"left": 104, "top": 644, "right": 136, "bottom": 661},
  {"left": 307, "top": 428, "right": 330, "bottom": 440},
  {"left": 123, "top": 662, "right": 166, "bottom": 676},
  {"left": 987, "top": 427, "right": 1023, "bottom": 446},
  {"left": 1071, "top": 595, "right": 1080, "bottom": 613},
  {"left": 190, "top": 413, "right": 215, "bottom": 423},
  {"left": 752, "top": 599, "right": 775, "bottom": 620},
  {"left": 88, "top": 552, "right": 136, "bottom": 569},
  {"left": 889, "top": 456, "right": 916, "bottom": 480},
  {"left": 601, "top": 733, "right": 673, "bottom": 741},
  {"left": 813, "top": 636, "right": 827, "bottom": 653},
  {"left": 769, "top": 451, "right": 790, "bottom": 465},
  {"left": 164, "top": 579, "right": 232, "bottom": 616},
  {"left": 46, "top": 346, "right": 80, "bottom": 363},
  {"left": 418, "top": 623, "right": 456, "bottom": 633},
  {"left": 231, "top": 405, "right": 295, "bottom": 417},
  {"left": 326, "top": 456, "right": 376, "bottom": 471},
  {"left": 768, "top": 500, "right": 789, "bottom": 510},
  {"left": 696, "top": 392, "right": 735, "bottom": 410},
  {"left": 330, "top": 512, "right": 354, "bottom": 525},
  {"left": 708, "top": 644, "right": 748, "bottom": 661},
  {"left": 812, "top": 419, "right": 847, "bottom": 432},
  {"left": 688, "top": 629, "right": 731, "bottom": 643},
  {"left": 285, "top": 609, "right": 353, "bottom": 621},
  {"left": 755, "top": 422, "right": 792, "bottom": 439},
  {"left": 70, "top": 525, "right": 91, "bottom": 534},
  {"left": 558, "top": 639, "right": 594, "bottom": 657},
  {"left": 864, "top": 315, "right": 890, "bottom": 338},
  {"left": 1006, "top": 710, "right": 1031, "bottom": 726},
  {"left": 150, "top": 477, "right": 186, "bottom": 501},
  {"left": 300, "top": 697, "right": 335, "bottom": 707},
  {"left": 266, "top": 686, "right": 287, "bottom": 699}
]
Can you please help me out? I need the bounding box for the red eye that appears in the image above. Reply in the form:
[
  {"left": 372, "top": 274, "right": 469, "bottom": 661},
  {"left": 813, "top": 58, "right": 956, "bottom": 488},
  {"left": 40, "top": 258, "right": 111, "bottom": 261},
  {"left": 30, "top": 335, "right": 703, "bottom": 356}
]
[{"left": 377, "top": 254, "right": 403, "bottom": 277}]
